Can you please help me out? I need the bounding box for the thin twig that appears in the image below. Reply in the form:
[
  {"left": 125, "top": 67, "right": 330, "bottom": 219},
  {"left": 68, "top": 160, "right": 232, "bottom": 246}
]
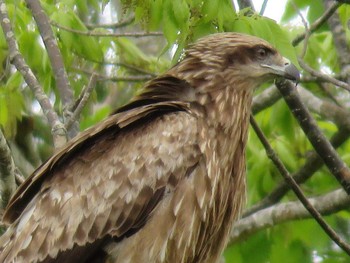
[
  {"left": 292, "top": 2, "right": 342, "bottom": 46},
  {"left": 0, "top": 1, "right": 66, "bottom": 148},
  {"left": 247, "top": 85, "right": 350, "bottom": 216},
  {"left": 65, "top": 73, "right": 97, "bottom": 130},
  {"left": 250, "top": 115, "right": 350, "bottom": 255},
  {"left": 99, "top": 75, "right": 152, "bottom": 82},
  {"left": 51, "top": 21, "right": 163, "bottom": 38},
  {"left": 259, "top": 0, "right": 268, "bottom": 15},
  {"left": 275, "top": 78, "right": 350, "bottom": 194},
  {"left": 244, "top": 128, "right": 350, "bottom": 217},
  {"left": 104, "top": 62, "right": 157, "bottom": 77},
  {"left": 25, "top": 0, "right": 78, "bottom": 138},
  {"left": 292, "top": 1, "right": 310, "bottom": 59},
  {"left": 298, "top": 59, "right": 350, "bottom": 92},
  {"left": 72, "top": 67, "right": 153, "bottom": 82},
  {"left": 85, "top": 16, "right": 135, "bottom": 29},
  {"left": 70, "top": 51, "right": 158, "bottom": 76}
]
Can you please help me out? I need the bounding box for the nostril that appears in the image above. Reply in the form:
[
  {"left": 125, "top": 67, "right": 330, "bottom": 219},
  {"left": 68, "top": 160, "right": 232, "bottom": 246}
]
[{"left": 284, "top": 62, "right": 290, "bottom": 66}]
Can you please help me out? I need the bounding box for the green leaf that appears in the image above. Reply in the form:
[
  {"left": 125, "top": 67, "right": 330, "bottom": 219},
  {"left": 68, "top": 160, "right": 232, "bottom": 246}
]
[
  {"left": 6, "top": 72, "right": 22, "bottom": 91},
  {"left": 149, "top": 0, "right": 164, "bottom": 30},
  {"left": 307, "top": 2, "right": 325, "bottom": 24},
  {"left": 0, "top": 93, "right": 8, "bottom": 126},
  {"left": 0, "top": 81, "right": 24, "bottom": 137},
  {"left": 217, "top": 0, "right": 236, "bottom": 31},
  {"left": 163, "top": 4, "right": 179, "bottom": 44},
  {"left": 51, "top": 10, "right": 103, "bottom": 62},
  {"left": 281, "top": 0, "right": 311, "bottom": 23},
  {"left": 114, "top": 37, "right": 149, "bottom": 67},
  {"left": 228, "top": 16, "right": 253, "bottom": 34},
  {"left": 172, "top": 0, "right": 190, "bottom": 28}
]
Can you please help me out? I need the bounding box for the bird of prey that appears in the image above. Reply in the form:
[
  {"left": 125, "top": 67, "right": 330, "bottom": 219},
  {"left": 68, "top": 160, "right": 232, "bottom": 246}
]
[{"left": 0, "top": 33, "right": 299, "bottom": 263}]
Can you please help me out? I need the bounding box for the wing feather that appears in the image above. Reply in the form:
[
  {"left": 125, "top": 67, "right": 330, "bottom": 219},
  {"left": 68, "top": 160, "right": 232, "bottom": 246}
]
[
  {"left": 3, "top": 100, "right": 190, "bottom": 224},
  {"left": 0, "top": 76, "right": 201, "bottom": 263}
]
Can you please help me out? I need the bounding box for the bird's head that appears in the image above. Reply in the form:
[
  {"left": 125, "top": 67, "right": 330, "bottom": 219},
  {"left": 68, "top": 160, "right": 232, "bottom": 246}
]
[{"left": 176, "top": 33, "right": 299, "bottom": 92}]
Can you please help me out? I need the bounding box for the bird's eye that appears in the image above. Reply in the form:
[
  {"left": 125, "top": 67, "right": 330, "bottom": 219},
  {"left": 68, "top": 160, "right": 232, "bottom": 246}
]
[{"left": 256, "top": 48, "right": 268, "bottom": 59}]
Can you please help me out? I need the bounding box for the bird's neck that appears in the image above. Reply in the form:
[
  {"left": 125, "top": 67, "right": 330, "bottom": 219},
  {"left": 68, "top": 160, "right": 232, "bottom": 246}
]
[
  {"left": 194, "top": 85, "right": 253, "bottom": 170},
  {"left": 170, "top": 68, "right": 255, "bottom": 258},
  {"left": 193, "top": 83, "right": 253, "bottom": 258}
]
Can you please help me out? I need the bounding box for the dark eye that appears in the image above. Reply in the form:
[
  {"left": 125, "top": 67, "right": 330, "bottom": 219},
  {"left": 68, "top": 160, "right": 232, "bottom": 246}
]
[{"left": 256, "top": 48, "right": 268, "bottom": 59}]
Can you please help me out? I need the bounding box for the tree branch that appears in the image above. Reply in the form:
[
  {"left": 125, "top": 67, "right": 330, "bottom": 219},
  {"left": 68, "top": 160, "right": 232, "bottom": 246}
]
[
  {"left": 72, "top": 67, "right": 153, "bottom": 82},
  {"left": 252, "top": 85, "right": 282, "bottom": 114},
  {"left": 275, "top": 78, "right": 350, "bottom": 194},
  {"left": 298, "top": 59, "right": 350, "bottom": 92},
  {"left": 50, "top": 21, "right": 163, "bottom": 38},
  {"left": 245, "top": 128, "right": 350, "bottom": 216},
  {"left": 85, "top": 16, "right": 135, "bottom": 29},
  {"left": 25, "top": 0, "right": 78, "bottom": 138},
  {"left": 0, "top": 129, "right": 16, "bottom": 212},
  {"left": 324, "top": 0, "right": 350, "bottom": 82},
  {"left": 298, "top": 85, "right": 350, "bottom": 128},
  {"left": 292, "top": 1, "right": 342, "bottom": 46},
  {"left": 324, "top": 0, "right": 350, "bottom": 67},
  {"left": 103, "top": 61, "right": 157, "bottom": 77},
  {"left": 249, "top": 115, "right": 350, "bottom": 255},
  {"left": 0, "top": 1, "right": 66, "bottom": 148},
  {"left": 247, "top": 84, "right": 350, "bottom": 215},
  {"left": 65, "top": 73, "right": 97, "bottom": 130},
  {"left": 232, "top": 188, "right": 350, "bottom": 244}
]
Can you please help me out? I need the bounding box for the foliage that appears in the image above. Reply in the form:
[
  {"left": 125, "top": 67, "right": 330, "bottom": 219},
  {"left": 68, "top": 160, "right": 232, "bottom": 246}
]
[{"left": 1, "top": 0, "right": 350, "bottom": 262}]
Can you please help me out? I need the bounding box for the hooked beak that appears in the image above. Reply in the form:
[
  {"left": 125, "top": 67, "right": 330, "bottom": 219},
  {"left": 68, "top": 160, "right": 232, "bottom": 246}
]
[{"left": 261, "top": 58, "right": 300, "bottom": 83}]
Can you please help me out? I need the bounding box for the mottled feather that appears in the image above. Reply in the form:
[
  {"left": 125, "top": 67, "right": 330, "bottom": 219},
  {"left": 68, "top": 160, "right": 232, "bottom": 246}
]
[{"left": 0, "top": 33, "right": 298, "bottom": 263}]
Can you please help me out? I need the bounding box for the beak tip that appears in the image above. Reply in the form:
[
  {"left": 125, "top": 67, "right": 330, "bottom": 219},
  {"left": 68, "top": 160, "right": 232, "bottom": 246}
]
[{"left": 284, "top": 63, "right": 300, "bottom": 83}]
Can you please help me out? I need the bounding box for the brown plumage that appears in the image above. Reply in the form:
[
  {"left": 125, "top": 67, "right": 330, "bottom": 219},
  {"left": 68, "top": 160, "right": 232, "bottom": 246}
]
[{"left": 0, "top": 33, "right": 299, "bottom": 263}]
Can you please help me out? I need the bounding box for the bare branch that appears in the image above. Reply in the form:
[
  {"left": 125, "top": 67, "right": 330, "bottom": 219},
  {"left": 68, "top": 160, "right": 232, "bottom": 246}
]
[
  {"left": 252, "top": 85, "right": 282, "bottom": 114},
  {"left": 69, "top": 50, "right": 158, "bottom": 76},
  {"left": 65, "top": 73, "right": 97, "bottom": 130},
  {"left": 25, "top": 0, "right": 78, "bottom": 138},
  {"left": 292, "top": 1, "right": 310, "bottom": 59},
  {"left": 72, "top": 67, "right": 153, "bottom": 82},
  {"left": 292, "top": 2, "right": 342, "bottom": 46},
  {"left": 232, "top": 189, "right": 350, "bottom": 244},
  {"left": 244, "top": 128, "right": 350, "bottom": 216},
  {"left": 103, "top": 62, "right": 157, "bottom": 77},
  {"left": 0, "top": 1, "right": 66, "bottom": 148},
  {"left": 298, "top": 59, "right": 350, "bottom": 92},
  {"left": 275, "top": 78, "right": 350, "bottom": 194},
  {"left": 50, "top": 21, "right": 163, "bottom": 38},
  {"left": 250, "top": 115, "right": 350, "bottom": 255},
  {"left": 259, "top": 0, "right": 268, "bottom": 15},
  {"left": 298, "top": 85, "right": 350, "bottom": 128},
  {"left": 0, "top": 129, "right": 16, "bottom": 212},
  {"left": 85, "top": 16, "right": 135, "bottom": 29}
]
